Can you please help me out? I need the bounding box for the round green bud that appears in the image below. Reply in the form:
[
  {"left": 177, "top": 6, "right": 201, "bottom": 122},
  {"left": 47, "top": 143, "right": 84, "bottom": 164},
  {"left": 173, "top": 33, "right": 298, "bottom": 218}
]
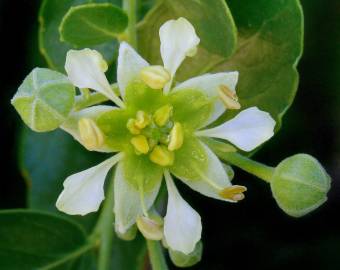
[
  {"left": 169, "top": 241, "right": 203, "bottom": 268},
  {"left": 11, "top": 68, "right": 75, "bottom": 132},
  {"left": 271, "top": 154, "right": 331, "bottom": 217}
]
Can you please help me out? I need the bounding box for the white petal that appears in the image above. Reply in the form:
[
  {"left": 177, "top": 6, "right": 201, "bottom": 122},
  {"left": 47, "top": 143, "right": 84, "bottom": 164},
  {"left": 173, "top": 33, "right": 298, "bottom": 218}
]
[
  {"left": 60, "top": 105, "right": 116, "bottom": 153},
  {"left": 114, "top": 161, "right": 161, "bottom": 234},
  {"left": 56, "top": 153, "right": 123, "bottom": 215},
  {"left": 173, "top": 72, "right": 239, "bottom": 128},
  {"left": 172, "top": 141, "right": 232, "bottom": 201},
  {"left": 159, "top": 18, "right": 200, "bottom": 93},
  {"left": 117, "top": 42, "right": 149, "bottom": 98},
  {"left": 65, "top": 49, "right": 124, "bottom": 107},
  {"left": 164, "top": 171, "right": 202, "bottom": 254},
  {"left": 196, "top": 107, "right": 276, "bottom": 151}
]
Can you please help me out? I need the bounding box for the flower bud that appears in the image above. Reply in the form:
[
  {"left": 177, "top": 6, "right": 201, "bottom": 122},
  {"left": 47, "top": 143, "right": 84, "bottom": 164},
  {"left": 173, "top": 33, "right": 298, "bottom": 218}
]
[
  {"left": 169, "top": 241, "right": 203, "bottom": 267},
  {"left": 78, "top": 118, "right": 104, "bottom": 151},
  {"left": 271, "top": 154, "right": 331, "bottom": 217},
  {"left": 136, "top": 215, "right": 163, "bottom": 241},
  {"left": 140, "top": 65, "right": 171, "bottom": 89}
]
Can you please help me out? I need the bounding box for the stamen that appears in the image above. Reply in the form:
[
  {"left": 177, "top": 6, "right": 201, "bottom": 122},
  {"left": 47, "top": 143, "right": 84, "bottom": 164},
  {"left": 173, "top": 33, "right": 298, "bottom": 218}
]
[
  {"left": 131, "top": 135, "right": 150, "bottom": 154},
  {"left": 219, "top": 185, "right": 247, "bottom": 202},
  {"left": 218, "top": 85, "right": 241, "bottom": 110},
  {"left": 136, "top": 215, "right": 163, "bottom": 241},
  {"left": 126, "top": 119, "right": 141, "bottom": 135},
  {"left": 149, "top": 145, "right": 175, "bottom": 166},
  {"left": 135, "top": 111, "right": 151, "bottom": 129},
  {"left": 78, "top": 118, "right": 104, "bottom": 151},
  {"left": 192, "top": 164, "right": 224, "bottom": 191},
  {"left": 153, "top": 105, "right": 173, "bottom": 127},
  {"left": 168, "top": 122, "right": 184, "bottom": 151},
  {"left": 140, "top": 65, "right": 171, "bottom": 89}
]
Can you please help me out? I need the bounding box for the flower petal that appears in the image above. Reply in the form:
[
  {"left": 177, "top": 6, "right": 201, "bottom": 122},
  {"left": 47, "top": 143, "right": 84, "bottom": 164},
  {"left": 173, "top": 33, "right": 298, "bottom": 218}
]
[
  {"left": 171, "top": 141, "right": 232, "bottom": 201},
  {"left": 173, "top": 72, "right": 239, "bottom": 128},
  {"left": 65, "top": 49, "right": 124, "bottom": 107},
  {"left": 159, "top": 18, "right": 200, "bottom": 93},
  {"left": 56, "top": 153, "right": 123, "bottom": 215},
  {"left": 114, "top": 160, "right": 162, "bottom": 234},
  {"left": 196, "top": 107, "right": 276, "bottom": 151},
  {"left": 60, "top": 105, "right": 116, "bottom": 152},
  {"left": 117, "top": 42, "right": 149, "bottom": 99},
  {"left": 164, "top": 171, "right": 202, "bottom": 254}
]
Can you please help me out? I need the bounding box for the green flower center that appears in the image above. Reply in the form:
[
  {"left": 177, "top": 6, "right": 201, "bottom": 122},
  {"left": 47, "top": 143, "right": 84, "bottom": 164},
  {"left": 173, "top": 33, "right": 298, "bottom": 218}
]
[{"left": 126, "top": 104, "right": 184, "bottom": 166}]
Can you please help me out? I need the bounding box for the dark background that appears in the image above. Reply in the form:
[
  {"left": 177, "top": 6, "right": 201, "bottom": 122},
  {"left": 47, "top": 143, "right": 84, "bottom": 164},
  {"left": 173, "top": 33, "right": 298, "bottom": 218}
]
[{"left": 0, "top": 0, "right": 339, "bottom": 269}]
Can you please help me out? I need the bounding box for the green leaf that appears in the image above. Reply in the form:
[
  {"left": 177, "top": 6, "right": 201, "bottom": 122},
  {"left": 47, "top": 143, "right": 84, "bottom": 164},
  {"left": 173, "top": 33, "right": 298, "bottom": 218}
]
[
  {"left": 0, "top": 209, "right": 92, "bottom": 270},
  {"left": 19, "top": 127, "right": 104, "bottom": 231},
  {"left": 213, "top": 0, "right": 303, "bottom": 130},
  {"left": 39, "top": 0, "right": 120, "bottom": 71},
  {"left": 11, "top": 68, "right": 75, "bottom": 132},
  {"left": 137, "top": 0, "right": 237, "bottom": 80},
  {"left": 60, "top": 3, "right": 128, "bottom": 47}
]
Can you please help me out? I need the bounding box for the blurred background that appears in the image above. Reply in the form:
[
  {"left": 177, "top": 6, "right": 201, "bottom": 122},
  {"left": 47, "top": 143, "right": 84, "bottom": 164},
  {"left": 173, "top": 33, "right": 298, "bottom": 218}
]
[{"left": 0, "top": 0, "right": 339, "bottom": 269}]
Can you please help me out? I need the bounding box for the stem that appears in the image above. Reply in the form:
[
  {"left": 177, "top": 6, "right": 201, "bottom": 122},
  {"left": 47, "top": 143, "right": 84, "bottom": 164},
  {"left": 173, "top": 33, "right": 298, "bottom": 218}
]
[
  {"left": 74, "top": 93, "right": 109, "bottom": 111},
  {"left": 124, "top": 0, "right": 138, "bottom": 48},
  {"left": 90, "top": 172, "right": 116, "bottom": 270},
  {"left": 217, "top": 151, "right": 274, "bottom": 183},
  {"left": 146, "top": 240, "right": 169, "bottom": 270},
  {"left": 206, "top": 139, "right": 274, "bottom": 182}
]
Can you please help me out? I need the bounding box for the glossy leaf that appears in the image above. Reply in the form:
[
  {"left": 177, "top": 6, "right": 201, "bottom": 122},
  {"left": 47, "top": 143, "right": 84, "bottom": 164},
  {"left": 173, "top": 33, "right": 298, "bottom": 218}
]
[
  {"left": 213, "top": 0, "right": 303, "bottom": 130},
  {"left": 60, "top": 3, "right": 128, "bottom": 47},
  {"left": 39, "top": 0, "right": 120, "bottom": 71},
  {"left": 137, "top": 0, "right": 237, "bottom": 81},
  {"left": 11, "top": 68, "right": 75, "bottom": 132},
  {"left": 0, "top": 209, "right": 91, "bottom": 270}
]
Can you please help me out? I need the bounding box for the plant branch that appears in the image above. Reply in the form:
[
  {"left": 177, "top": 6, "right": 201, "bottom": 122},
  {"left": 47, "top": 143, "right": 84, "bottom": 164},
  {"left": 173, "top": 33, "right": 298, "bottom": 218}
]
[
  {"left": 147, "top": 240, "right": 169, "bottom": 270},
  {"left": 124, "top": 0, "right": 138, "bottom": 48}
]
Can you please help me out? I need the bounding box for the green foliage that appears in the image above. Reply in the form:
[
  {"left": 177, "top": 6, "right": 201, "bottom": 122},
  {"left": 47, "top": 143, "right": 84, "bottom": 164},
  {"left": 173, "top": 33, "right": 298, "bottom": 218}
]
[
  {"left": 11, "top": 68, "right": 75, "bottom": 132},
  {"left": 215, "top": 0, "right": 303, "bottom": 129},
  {"left": 39, "top": 0, "right": 120, "bottom": 71},
  {"left": 0, "top": 210, "right": 91, "bottom": 270},
  {"left": 60, "top": 3, "right": 128, "bottom": 47},
  {"left": 138, "top": 0, "right": 237, "bottom": 81},
  {"left": 271, "top": 154, "right": 331, "bottom": 217},
  {"left": 169, "top": 241, "right": 203, "bottom": 267}
]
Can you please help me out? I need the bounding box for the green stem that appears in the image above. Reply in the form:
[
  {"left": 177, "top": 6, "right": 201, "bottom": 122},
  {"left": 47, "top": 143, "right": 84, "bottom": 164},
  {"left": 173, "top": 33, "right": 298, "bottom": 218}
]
[
  {"left": 40, "top": 242, "right": 95, "bottom": 270},
  {"left": 90, "top": 172, "right": 116, "bottom": 270},
  {"left": 206, "top": 139, "right": 274, "bottom": 182},
  {"left": 74, "top": 93, "right": 109, "bottom": 111},
  {"left": 146, "top": 240, "right": 169, "bottom": 270},
  {"left": 124, "top": 0, "right": 138, "bottom": 48}
]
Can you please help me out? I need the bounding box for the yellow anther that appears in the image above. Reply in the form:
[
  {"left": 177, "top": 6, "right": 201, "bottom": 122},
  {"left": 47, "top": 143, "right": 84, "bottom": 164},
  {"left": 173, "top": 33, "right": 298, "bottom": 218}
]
[
  {"left": 218, "top": 85, "right": 241, "bottom": 110},
  {"left": 153, "top": 105, "right": 173, "bottom": 127},
  {"left": 140, "top": 65, "right": 171, "bottom": 89},
  {"left": 168, "top": 122, "right": 184, "bottom": 151},
  {"left": 136, "top": 215, "right": 164, "bottom": 241},
  {"left": 219, "top": 185, "right": 247, "bottom": 202},
  {"left": 131, "top": 135, "right": 150, "bottom": 154},
  {"left": 78, "top": 118, "right": 104, "bottom": 151},
  {"left": 149, "top": 145, "right": 175, "bottom": 166},
  {"left": 126, "top": 119, "right": 141, "bottom": 135},
  {"left": 135, "top": 111, "right": 151, "bottom": 129}
]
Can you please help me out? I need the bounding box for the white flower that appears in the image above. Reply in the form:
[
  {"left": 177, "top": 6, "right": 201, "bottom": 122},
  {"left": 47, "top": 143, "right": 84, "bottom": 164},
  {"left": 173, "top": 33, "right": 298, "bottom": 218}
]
[{"left": 56, "top": 17, "right": 275, "bottom": 254}]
